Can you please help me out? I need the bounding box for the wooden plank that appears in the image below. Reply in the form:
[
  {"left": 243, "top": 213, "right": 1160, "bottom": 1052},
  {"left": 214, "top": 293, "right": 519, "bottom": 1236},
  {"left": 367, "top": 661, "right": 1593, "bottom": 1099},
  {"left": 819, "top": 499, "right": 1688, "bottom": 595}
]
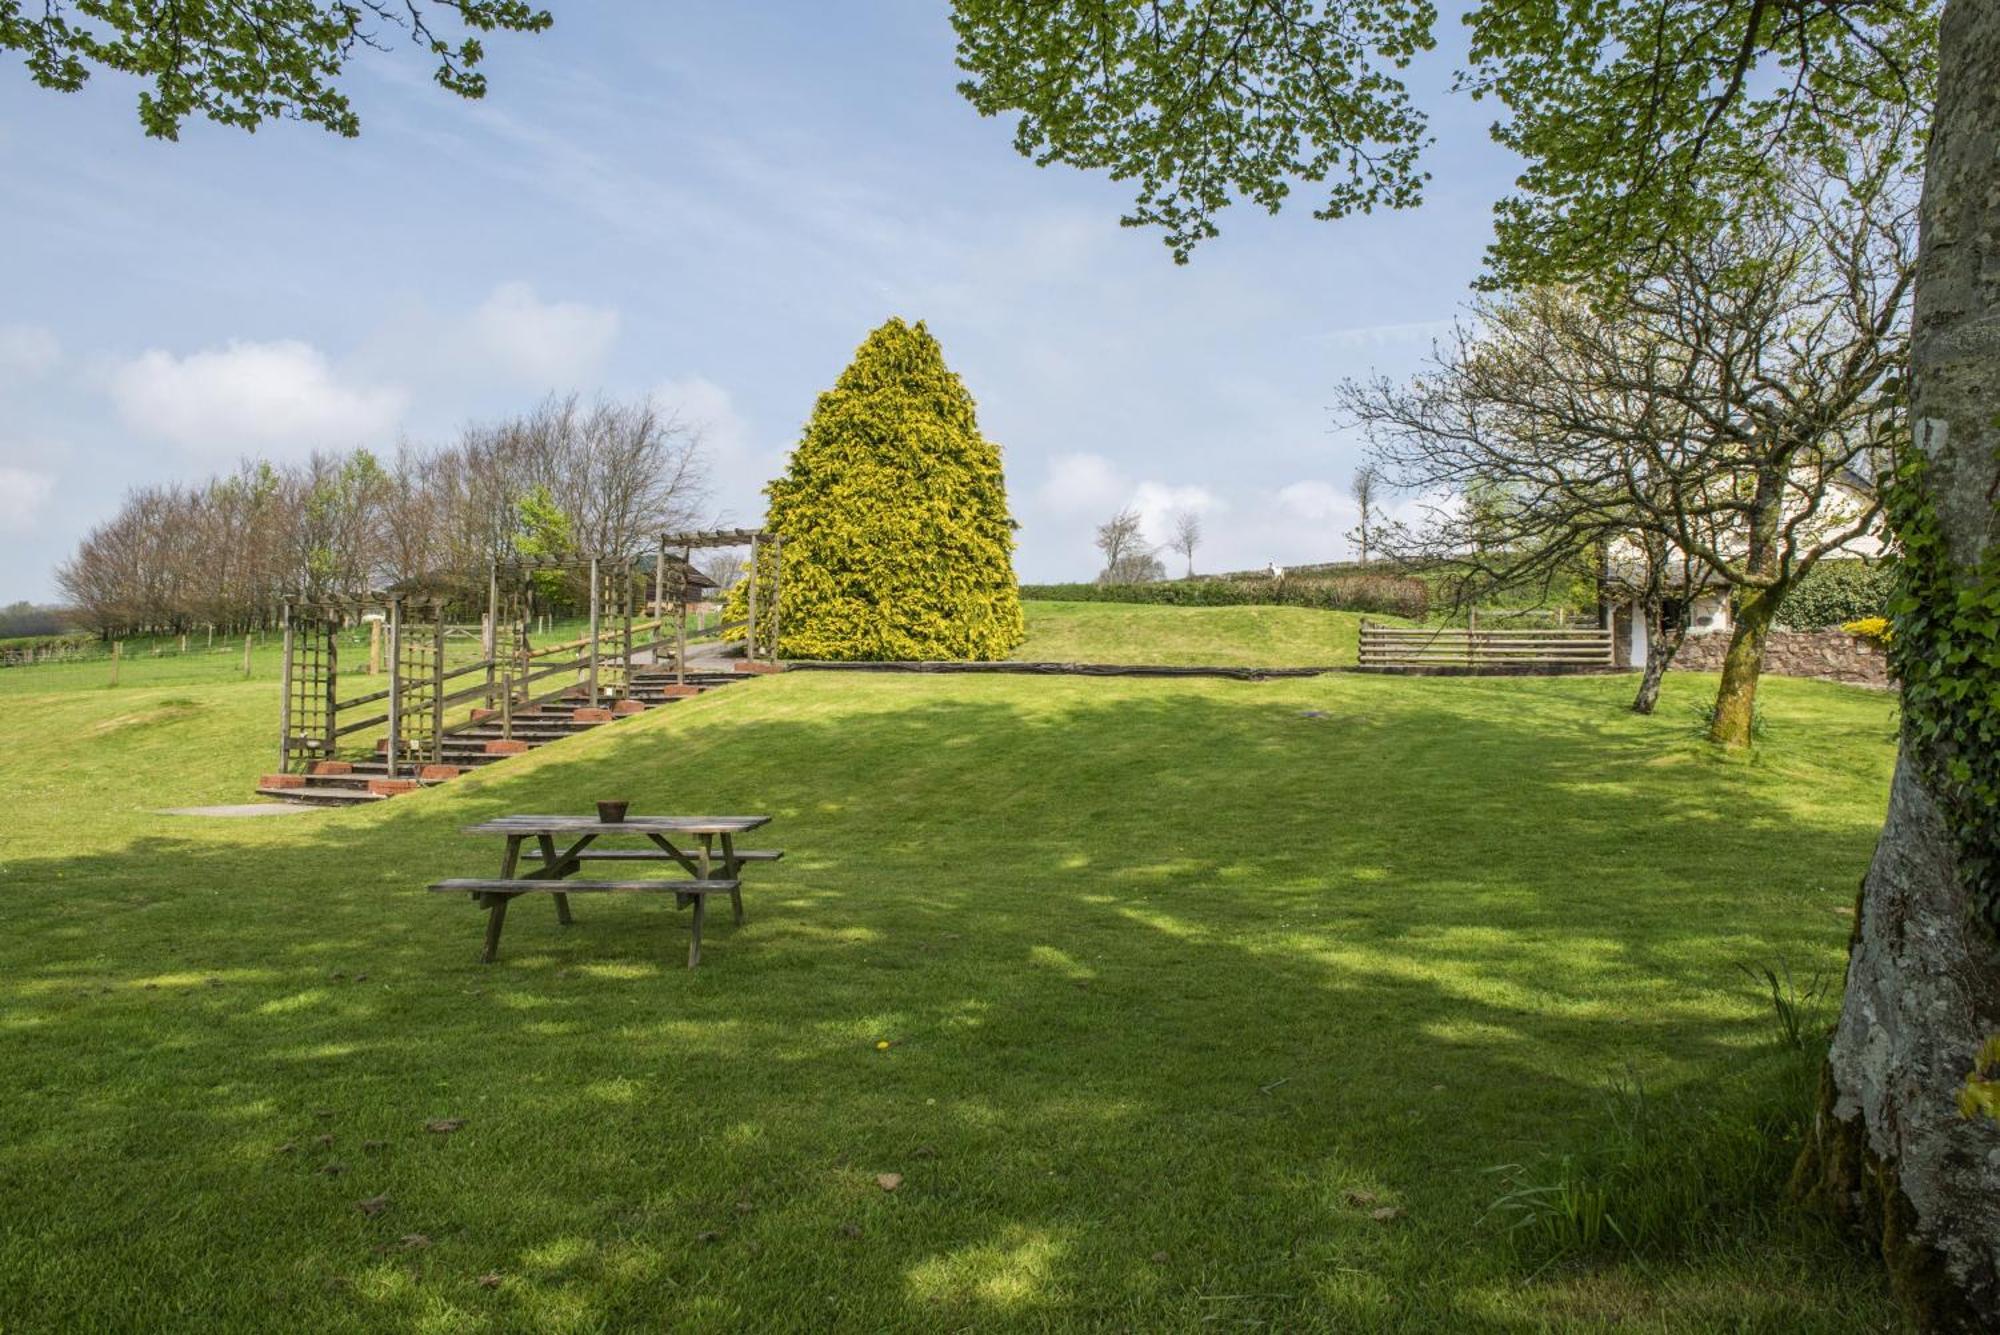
[
  {"left": 462, "top": 815, "right": 771, "bottom": 835},
  {"left": 1362, "top": 630, "right": 1611, "bottom": 639},
  {"left": 1360, "top": 629, "right": 1612, "bottom": 635},
  {"left": 1359, "top": 643, "right": 1614, "bottom": 652},
  {"left": 566, "top": 848, "right": 782, "bottom": 863},
  {"left": 428, "top": 878, "right": 740, "bottom": 894},
  {"left": 657, "top": 527, "right": 766, "bottom": 549},
  {"left": 1361, "top": 640, "right": 1614, "bottom": 647},
  {"left": 1360, "top": 649, "right": 1614, "bottom": 659}
]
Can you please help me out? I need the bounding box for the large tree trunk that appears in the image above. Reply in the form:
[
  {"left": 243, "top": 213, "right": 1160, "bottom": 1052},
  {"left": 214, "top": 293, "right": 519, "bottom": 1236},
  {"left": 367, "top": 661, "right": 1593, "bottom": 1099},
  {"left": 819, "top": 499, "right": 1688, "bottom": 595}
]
[
  {"left": 1709, "top": 453, "right": 1786, "bottom": 747},
  {"left": 1706, "top": 581, "right": 1778, "bottom": 746},
  {"left": 1796, "top": 3, "right": 2000, "bottom": 1327}
]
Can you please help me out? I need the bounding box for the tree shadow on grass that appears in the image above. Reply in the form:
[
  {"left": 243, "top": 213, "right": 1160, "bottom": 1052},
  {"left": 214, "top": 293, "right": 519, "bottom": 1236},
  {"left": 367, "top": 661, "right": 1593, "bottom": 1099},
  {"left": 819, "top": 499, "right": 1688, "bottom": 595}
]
[{"left": 0, "top": 675, "right": 1896, "bottom": 1331}]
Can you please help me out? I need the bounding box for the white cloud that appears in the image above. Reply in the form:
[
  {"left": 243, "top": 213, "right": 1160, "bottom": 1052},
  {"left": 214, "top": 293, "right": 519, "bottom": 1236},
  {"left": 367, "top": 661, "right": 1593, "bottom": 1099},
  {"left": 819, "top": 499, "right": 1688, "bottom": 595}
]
[
  {"left": 655, "top": 374, "right": 749, "bottom": 457},
  {"left": 1131, "top": 480, "right": 1222, "bottom": 544},
  {"left": 1275, "top": 479, "right": 1355, "bottom": 525},
  {"left": 0, "top": 325, "right": 60, "bottom": 379},
  {"left": 1038, "top": 452, "right": 1126, "bottom": 515},
  {"left": 111, "top": 339, "right": 407, "bottom": 457},
  {"left": 652, "top": 374, "right": 787, "bottom": 527},
  {"left": 0, "top": 466, "right": 55, "bottom": 532},
  {"left": 468, "top": 281, "right": 620, "bottom": 387}
]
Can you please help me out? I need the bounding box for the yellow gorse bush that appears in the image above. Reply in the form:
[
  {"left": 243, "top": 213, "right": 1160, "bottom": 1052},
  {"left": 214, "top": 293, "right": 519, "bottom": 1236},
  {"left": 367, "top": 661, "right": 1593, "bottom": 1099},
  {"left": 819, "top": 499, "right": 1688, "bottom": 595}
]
[
  {"left": 1842, "top": 616, "right": 1892, "bottom": 645},
  {"left": 734, "top": 318, "right": 1025, "bottom": 661}
]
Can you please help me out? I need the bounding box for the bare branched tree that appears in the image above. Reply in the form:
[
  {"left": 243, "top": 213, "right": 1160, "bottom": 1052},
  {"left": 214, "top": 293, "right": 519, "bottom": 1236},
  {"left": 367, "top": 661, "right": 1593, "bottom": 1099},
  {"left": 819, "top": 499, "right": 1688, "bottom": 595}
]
[
  {"left": 1341, "top": 128, "right": 1912, "bottom": 733},
  {"left": 1094, "top": 507, "right": 1161, "bottom": 583},
  {"left": 1170, "top": 509, "right": 1203, "bottom": 578},
  {"left": 1349, "top": 465, "right": 1380, "bottom": 564},
  {"left": 701, "top": 550, "right": 746, "bottom": 594},
  {"left": 57, "top": 391, "right": 714, "bottom": 633}
]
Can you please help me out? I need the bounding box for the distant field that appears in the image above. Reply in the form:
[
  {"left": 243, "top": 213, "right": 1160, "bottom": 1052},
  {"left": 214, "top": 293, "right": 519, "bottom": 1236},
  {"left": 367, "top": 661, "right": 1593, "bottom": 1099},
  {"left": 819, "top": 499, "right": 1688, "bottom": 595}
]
[
  {"left": 0, "top": 615, "right": 723, "bottom": 699},
  {"left": 1016, "top": 599, "right": 1385, "bottom": 666}
]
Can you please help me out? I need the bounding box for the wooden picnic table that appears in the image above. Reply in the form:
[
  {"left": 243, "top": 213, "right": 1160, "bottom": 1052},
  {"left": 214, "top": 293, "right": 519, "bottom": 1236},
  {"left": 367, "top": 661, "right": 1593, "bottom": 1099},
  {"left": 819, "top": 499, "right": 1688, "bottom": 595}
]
[{"left": 429, "top": 814, "right": 778, "bottom": 967}]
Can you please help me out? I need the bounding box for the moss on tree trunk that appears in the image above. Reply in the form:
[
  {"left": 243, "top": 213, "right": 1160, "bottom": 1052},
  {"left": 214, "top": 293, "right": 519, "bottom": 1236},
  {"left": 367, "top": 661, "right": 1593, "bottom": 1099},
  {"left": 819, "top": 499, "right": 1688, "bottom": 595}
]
[{"left": 1706, "top": 585, "right": 1777, "bottom": 746}]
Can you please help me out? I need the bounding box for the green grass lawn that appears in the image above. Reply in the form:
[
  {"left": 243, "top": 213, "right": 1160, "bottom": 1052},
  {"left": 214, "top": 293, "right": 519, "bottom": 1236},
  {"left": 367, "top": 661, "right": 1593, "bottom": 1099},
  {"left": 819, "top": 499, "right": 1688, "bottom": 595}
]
[
  {"left": 0, "top": 664, "right": 1903, "bottom": 1330},
  {"left": 1017, "top": 600, "right": 1381, "bottom": 666}
]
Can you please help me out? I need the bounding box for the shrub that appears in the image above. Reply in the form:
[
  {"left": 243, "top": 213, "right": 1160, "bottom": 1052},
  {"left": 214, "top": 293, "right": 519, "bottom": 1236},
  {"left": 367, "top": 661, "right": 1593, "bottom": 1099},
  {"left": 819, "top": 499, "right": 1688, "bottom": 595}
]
[
  {"left": 1019, "top": 574, "right": 1429, "bottom": 621},
  {"left": 1776, "top": 559, "right": 1894, "bottom": 629},
  {"left": 1842, "top": 616, "right": 1892, "bottom": 646},
  {"left": 747, "top": 318, "right": 1024, "bottom": 661}
]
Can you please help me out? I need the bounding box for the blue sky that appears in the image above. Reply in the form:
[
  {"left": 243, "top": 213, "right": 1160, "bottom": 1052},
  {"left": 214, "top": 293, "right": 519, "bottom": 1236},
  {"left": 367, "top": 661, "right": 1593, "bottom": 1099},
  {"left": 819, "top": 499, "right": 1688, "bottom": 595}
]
[{"left": 0, "top": 3, "right": 1519, "bottom": 602}]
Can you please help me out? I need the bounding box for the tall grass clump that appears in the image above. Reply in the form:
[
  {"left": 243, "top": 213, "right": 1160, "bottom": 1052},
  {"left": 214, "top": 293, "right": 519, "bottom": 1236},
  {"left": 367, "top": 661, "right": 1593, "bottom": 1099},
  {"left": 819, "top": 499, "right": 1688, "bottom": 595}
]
[{"left": 1486, "top": 957, "right": 1839, "bottom": 1268}]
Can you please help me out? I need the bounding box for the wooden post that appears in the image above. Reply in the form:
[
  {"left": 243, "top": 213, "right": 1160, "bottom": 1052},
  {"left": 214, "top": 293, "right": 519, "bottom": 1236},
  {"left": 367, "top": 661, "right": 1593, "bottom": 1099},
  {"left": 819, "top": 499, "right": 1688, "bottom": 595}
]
[
  {"left": 278, "top": 605, "right": 293, "bottom": 770},
  {"left": 431, "top": 605, "right": 446, "bottom": 765},
  {"left": 325, "top": 620, "right": 339, "bottom": 762},
  {"left": 484, "top": 562, "right": 498, "bottom": 709},
  {"left": 501, "top": 669, "right": 513, "bottom": 741},
  {"left": 242, "top": 634, "right": 252, "bottom": 678},
  {"left": 678, "top": 545, "right": 691, "bottom": 686},
  {"left": 386, "top": 598, "right": 402, "bottom": 780},
  {"left": 769, "top": 535, "right": 782, "bottom": 662},
  {"left": 110, "top": 639, "right": 121, "bottom": 688},
  {"left": 621, "top": 558, "right": 633, "bottom": 693},
  {"left": 179, "top": 633, "right": 187, "bottom": 655},
  {"left": 654, "top": 535, "right": 667, "bottom": 647},
  {"left": 587, "top": 556, "right": 601, "bottom": 707},
  {"left": 747, "top": 533, "right": 761, "bottom": 662},
  {"left": 368, "top": 616, "right": 381, "bottom": 675}
]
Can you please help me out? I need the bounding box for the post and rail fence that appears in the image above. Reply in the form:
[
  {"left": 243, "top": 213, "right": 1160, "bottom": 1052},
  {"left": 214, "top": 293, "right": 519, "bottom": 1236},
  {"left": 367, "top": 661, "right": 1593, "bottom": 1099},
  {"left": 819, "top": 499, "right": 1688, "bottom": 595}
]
[{"left": 1358, "top": 616, "right": 1616, "bottom": 671}]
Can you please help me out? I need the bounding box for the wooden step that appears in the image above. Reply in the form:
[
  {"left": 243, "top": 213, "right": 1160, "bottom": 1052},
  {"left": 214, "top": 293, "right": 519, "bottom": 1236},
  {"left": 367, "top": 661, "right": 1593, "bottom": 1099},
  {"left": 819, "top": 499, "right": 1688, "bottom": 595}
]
[{"left": 256, "top": 784, "right": 385, "bottom": 805}]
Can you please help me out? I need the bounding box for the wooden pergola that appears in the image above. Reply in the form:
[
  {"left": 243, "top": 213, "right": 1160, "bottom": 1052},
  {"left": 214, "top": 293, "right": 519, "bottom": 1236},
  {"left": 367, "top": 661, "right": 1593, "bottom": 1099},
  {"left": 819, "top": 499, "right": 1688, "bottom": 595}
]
[{"left": 654, "top": 528, "right": 780, "bottom": 683}]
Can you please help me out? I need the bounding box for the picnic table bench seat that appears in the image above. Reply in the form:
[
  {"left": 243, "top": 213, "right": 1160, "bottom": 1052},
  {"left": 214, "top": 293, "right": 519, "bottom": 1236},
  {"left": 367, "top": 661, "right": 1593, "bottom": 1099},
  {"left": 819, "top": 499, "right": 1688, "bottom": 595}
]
[
  {"left": 556, "top": 848, "right": 783, "bottom": 863},
  {"left": 428, "top": 877, "right": 743, "bottom": 895}
]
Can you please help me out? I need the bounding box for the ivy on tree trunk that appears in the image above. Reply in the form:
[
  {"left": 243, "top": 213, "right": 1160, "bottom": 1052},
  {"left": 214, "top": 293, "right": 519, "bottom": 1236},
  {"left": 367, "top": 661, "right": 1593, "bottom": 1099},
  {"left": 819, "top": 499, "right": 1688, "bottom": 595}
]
[{"left": 1795, "top": 4, "right": 2000, "bottom": 1326}]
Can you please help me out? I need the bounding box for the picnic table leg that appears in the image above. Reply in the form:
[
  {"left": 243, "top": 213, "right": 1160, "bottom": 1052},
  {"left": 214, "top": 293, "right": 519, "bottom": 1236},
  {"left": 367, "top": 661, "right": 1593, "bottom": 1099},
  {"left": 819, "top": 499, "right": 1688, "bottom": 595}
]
[
  {"left": 719, "top": 832, "right": 744, "bottom": 925},
  {"left": 687, "top": 894, "right": 705, "bottom": 969},
  {"left": 536, "top": 833, "right": 575, "bottom": 926},
  {"left": 481, "top": 892, "right": 511, "bottom": 963},
  {"left": 477, "top": 837, "right": 523, "bottom": 962}
]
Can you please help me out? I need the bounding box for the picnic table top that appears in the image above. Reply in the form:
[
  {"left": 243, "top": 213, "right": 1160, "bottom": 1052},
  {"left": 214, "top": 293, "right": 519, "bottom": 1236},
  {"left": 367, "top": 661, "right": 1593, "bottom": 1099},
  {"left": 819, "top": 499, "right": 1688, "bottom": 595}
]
[{"left": 463, "top": 814, "right": 771, "bottom": 837}]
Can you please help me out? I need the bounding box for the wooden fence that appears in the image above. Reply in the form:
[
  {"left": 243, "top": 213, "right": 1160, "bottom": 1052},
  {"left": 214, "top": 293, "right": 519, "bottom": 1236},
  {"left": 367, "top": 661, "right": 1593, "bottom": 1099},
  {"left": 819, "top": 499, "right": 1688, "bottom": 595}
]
[{"left": 1359, "top": 619, "right": 1616, "bottom": 670}]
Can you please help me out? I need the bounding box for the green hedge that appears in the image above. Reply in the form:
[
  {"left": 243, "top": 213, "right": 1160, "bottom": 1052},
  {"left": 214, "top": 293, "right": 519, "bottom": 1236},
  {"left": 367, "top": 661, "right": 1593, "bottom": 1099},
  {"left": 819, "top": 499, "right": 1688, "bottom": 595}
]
[
  {"left": 0, "top": 631, "right": 91, "bottom": 653},
  {"left": 1777, "top": 560, "right": 1895, "bottom": 629},
  {"left": 1020, "top": 575, "right": 1428, "bottom": 621}
]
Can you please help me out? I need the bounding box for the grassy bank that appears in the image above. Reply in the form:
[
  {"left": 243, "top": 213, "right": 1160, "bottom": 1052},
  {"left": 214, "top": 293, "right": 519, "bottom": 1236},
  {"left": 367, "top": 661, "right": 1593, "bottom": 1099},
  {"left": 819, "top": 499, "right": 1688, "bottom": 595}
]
[{"left": 1016, "top": 600, "right": 1383, "bottom": 667}]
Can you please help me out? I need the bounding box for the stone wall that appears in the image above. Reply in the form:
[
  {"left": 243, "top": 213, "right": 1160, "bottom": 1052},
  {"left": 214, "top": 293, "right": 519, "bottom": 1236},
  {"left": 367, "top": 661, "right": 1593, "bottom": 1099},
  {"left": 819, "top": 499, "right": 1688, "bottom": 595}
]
[{"left": 1670, "top": 627, "right": 1890, "bottom": 688}]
